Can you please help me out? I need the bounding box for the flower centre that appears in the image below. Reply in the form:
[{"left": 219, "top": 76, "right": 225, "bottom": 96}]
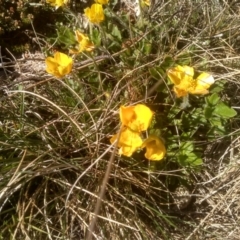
[{"left": 188, "top": 78, "right": 197, "bottom": 89}]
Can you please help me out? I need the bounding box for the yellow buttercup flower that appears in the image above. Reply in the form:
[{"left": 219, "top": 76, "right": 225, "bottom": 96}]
[
  {"left": 84, "top": 3, "right": 105, "bottom": 24},
  {"left": 167, "top": 65, "right": 214, "bottom": 97},
  {"left": 95, "top": 0, "right": 109, "bottom": 4},
  {"left": 167, "top": 65, "right": 194, "bottom": 86},
  {"left": 167, "top": 65, "right": 194, "bottom": 97},
  {"left": 191, "top": 72, "right": 215, "bottom": 95},
  {"left": 46, "top": 0, "right": 68, "bottom": 8},
  {"left": 142, "top": 0, "right": 150, "bottom": 6},
  {"left": 70, "top": 30, "right": 94, "bottom": 54},
  {"left": 142, "top": 135, "right": 166, "bottom": 161},
  {"left": 45, "top": 51, "right": 73, "bottom": 78},
  {"left": 110, "top": 127, "right": 143, "bottom": 157},
  {"left": 120, "top": 104, "right": 154, "bottom": 132}
]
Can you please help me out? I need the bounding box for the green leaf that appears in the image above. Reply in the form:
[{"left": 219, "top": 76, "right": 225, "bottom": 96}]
[
  {"left": 204, "top": 106, "right": 214, "bottom": 119},
  {"left": 214, "top": 102, "right": 237, "bottom": 118},
  {"left": 186, "top": 153, "right": 203, "bottom": 166},
  {"left": 57, "top": 26, "right": 76, "bottom": 46},
  {"left": 92, "top": 28, "right": 101, "bottom": 46},
  {"left": 178, "top": 153, "right": 203, "bottom": 167},
  {"left": 149, "top": 67, "right": 162, "bottom": 80},
  {"left": 143, "top": 42, "right": 152, "bottom": 55},
  {"left": 206, "top": 93, "right": 220, "bottom": 106},
  {"left": 159, "top": 56, "right": 174, "bottom": 70},
  {"left": 180, "top": 142, "right": 194, "bottom": 153},
  {"left": 209, "top": 117, "right": 223, "bottom": 127},
  {"left": 210, "top": 80, "right": 227, "bottom": 93},
  {"left": 111, "top": 25, "right": 122, "bottom": 41}
]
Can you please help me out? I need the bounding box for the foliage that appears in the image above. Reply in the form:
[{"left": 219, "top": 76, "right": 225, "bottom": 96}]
[{"left": 0, "top": 0, "right": 69, "bottom": 54}]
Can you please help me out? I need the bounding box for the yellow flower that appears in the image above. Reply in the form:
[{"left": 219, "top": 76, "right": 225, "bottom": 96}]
[
  {"left": 70, "top": 30, "right": 94, "bottom": 54},
  {"left": 167, "top": 65, "right": 214, "bottom": 97},
  {"left": 95, "top": 0, "right": 109, "bottom": 4},
  {"left": 46, "top": 0, "right": 68, "bottom": 8},
  {"left": 84, "top": 3, "right": 105, "bottom": 24},
  {"left": 110, "top": 127, "right": 143, "bottom": 157},
  {"left": 45, "top": 52, "right": 73, "bottom": 78},
  {"left": 191, "top": 72, "right": 215, "bottom": 95},
  {"left": 142, "top": 0, "right": 150, "bottom": 6},
  {"left": 142, "top": 136, "right": 166, "bottom": 161},
  {"left": 120, "top": 104, "right": 154, "bottom": 132}
]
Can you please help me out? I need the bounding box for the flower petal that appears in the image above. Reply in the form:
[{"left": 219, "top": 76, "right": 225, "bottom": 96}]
[
  {"left": 120, "top": 104, "right": 153, "bottom": 132},
  {"left": 167, "top": 65, "right": 194, "bottom": 85},
  {"left": 95, "top": 0, "right": 109, "bottom": 4},
  {"left": 70, "top": 31, "right": 94, "bottom": 54},
  {"left": 84, "top": 3, "right": 105, "bottom": 24},
  {"left": 190, "top": 72, "right": 214, "bottom": 95},
  {"left": 46, "top": 0, "right": 67, "bottom": 7},
  {"left": 142, "top": 0, "right": 150, "bottom": 6},
  {"left": 45, "top": 52, "right": 73, "bottom": 78},
  {"left": 54, "top": 52, "right": 71, "bottom": 66},
  {"left": 110, "top": 127, "right": 143, "bottom": 157},
  {"left": 142, "top": 136, "right": 166, "bottom": 161},
  {"left": 45, "top": 57, "right": 59, "bottom": 77},
  {"left": 120, "top": 105, "right": 136, "bottom": 126},
  {"left": 173, "top": 86, "right": 188, "bottom": 98}
]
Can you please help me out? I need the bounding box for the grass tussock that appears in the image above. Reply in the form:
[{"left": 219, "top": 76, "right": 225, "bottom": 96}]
[{"left": 0, "top": 0, "right": 240, "bottom": 239}]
